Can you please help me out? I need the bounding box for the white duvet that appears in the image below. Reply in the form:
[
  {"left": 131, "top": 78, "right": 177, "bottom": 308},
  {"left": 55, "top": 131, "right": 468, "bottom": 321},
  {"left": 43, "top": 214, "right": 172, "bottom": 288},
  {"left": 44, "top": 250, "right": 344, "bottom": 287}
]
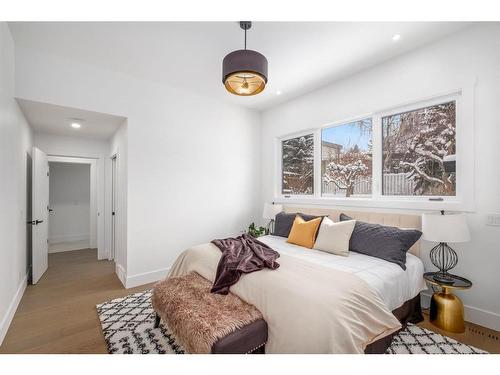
[
  {"left": 167, "top": 236, "right": 420, "bottom": 353},
  {"left": 259, "top": 235, "right": 427, "bottom": 311}
]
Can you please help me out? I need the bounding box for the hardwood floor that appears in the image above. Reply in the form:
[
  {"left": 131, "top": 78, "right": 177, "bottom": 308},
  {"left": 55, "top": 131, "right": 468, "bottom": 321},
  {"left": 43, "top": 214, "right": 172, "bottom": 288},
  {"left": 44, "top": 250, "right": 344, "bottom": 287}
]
[
  {"left": 1, "top": 248, "right": 498, "bottom": 353},
  {"left": 0, "top": 249, "right": 153, "bottom": 354},
  {"left": 419, "top": 310, "right": 500, "bottom": 354}
]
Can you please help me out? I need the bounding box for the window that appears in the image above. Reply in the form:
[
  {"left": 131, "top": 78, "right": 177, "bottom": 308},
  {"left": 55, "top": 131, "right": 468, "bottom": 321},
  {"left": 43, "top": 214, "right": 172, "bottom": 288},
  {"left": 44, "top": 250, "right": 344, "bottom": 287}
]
[
  {"left": 281, "top": 134, "right": 314, "bottom": 195},
  {"left": 276, "top": 90, "right": 473, "bottom": 211},
  {"left": 321, "top": 119, "right": 372, "bottom": 197},
  {"left": 382, "top": 101, "right": 456, "bottom": 196}
]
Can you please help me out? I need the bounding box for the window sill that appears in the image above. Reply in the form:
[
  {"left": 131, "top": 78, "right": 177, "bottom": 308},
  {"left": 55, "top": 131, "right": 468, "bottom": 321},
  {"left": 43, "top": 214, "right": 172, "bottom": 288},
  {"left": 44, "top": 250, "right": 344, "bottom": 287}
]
[{"left": 273, "top": 196, "right": 475, "bottom": 212}]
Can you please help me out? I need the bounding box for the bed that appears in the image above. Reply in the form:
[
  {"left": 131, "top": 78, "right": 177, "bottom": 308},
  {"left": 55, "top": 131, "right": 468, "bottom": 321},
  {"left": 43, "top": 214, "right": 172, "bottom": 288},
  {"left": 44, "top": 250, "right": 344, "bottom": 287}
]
[
  {"left": 259, "top": 234, "right": 426, "bottom": 353},
  {"left": 168, "top": 207, "right": 427, "bottom": 353},
  {"left": 258, "top": 235, "right": 426, "bottom": 313}
]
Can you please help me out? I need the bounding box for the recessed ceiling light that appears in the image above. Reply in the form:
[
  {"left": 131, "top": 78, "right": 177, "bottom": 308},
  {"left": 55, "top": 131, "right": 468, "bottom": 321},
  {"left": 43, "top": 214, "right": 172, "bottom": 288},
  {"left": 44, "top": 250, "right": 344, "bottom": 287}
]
[
  {"left": 69, "top": 118, "right": 84, "bottom": 129},
  {"left": 276, "top": 90, "right": 282, "bottom": 96},
  {"left": 392, "top": 34, "right": 401, "bottom": 42}
]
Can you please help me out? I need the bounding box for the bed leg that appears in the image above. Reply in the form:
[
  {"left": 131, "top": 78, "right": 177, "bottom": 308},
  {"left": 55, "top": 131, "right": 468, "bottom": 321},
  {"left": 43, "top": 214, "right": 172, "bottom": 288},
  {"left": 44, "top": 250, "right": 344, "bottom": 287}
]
[{"left": 154, "top": 313, "right": 161, "bottom": 328}]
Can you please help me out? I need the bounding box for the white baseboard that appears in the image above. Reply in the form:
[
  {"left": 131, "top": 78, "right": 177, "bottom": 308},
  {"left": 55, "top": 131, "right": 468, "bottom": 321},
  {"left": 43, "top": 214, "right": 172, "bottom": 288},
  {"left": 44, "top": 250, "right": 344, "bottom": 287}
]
[
  {"left": 49, "top": 233, "right": 89, "bottom": 244},
  {"left": 421, "top": 292, "right": 500, "bottom": 332},
  {"left": 125, "top": 267, "right": 170, "bottom": 289},
  {"left": 115, "top": 263, "right": 126, "bottom": 288},
  {"left": 48, "top": 239, "right": 90, "bottom": 253},
  {"left": 98, "top": 249, "right": 110, "bottom": 261},
  {"left": 0, "top": 273, "right": 27, "bottom": 346}
]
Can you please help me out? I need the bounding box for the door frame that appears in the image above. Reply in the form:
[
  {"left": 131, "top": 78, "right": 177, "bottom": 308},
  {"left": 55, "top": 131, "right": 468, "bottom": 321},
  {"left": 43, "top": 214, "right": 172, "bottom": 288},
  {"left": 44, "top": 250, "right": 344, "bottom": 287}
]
[
  {"left": 110, "top": 153, "right": 117, "bottom": 261},
  {"left": 47, "top": 155, "right": 103, "bottom": 258}
]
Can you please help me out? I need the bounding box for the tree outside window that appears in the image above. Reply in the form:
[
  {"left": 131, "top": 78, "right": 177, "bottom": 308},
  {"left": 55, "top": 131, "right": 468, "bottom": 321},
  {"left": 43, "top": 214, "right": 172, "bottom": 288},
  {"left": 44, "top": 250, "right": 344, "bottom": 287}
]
[
  {"left": 382, "top": 101, "right": 456, "bottom": 196},
  {"left": 281, "top": 134, "right": 314, "bottom": 194},
  {"left": 321, "top": 119, "right": 372, "bottom": 198}
]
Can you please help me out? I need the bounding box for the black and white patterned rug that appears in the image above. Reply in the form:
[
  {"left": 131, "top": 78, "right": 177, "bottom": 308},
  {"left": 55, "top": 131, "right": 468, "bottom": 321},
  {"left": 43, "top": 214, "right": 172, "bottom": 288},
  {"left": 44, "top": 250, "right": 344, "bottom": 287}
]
[{"left": 96, "top": 290, "right": 487, "bottom": 354}]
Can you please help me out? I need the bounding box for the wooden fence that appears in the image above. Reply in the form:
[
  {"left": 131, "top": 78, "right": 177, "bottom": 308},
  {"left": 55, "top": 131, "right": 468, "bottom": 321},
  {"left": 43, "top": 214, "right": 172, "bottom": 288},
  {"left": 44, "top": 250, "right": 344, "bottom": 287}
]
[
  {"left": 382, "top": 173, "right": 416, "bottom": 195},
  {"left": 322, "top": 173, "right": 415, "bottom": 196}
]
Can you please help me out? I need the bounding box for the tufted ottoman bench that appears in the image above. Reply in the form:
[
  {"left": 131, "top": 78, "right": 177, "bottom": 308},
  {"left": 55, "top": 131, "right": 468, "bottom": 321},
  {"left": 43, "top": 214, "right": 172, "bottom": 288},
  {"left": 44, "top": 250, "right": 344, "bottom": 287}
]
[{"left": 151, "top": 272, "right": 268, "bottom": 354}]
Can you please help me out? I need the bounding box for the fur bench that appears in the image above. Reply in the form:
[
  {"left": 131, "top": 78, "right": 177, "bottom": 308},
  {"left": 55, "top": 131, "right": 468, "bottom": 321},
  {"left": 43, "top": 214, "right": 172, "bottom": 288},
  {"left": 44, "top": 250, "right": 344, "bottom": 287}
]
[{"left": 152, "top": 272, "right": 268, "bottom": 354}]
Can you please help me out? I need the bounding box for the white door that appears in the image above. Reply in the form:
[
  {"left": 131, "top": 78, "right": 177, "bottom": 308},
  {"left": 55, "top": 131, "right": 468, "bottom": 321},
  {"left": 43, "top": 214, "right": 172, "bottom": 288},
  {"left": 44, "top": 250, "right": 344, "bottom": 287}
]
[
  {"left": 32, "top": 147, "right": 49, "bottom": 284},
  {"left": 110, "top": 155, "right": 117, "bottom": 260}
]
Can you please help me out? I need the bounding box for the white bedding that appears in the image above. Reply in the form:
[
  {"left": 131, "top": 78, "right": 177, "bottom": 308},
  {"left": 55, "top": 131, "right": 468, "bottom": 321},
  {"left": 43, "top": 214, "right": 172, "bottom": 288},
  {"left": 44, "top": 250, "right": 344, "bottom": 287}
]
[
  {"left": 169, "top": 241, "right": 402, "bottom": 353},
  {"left": 259, "top": 235, "right": 427, "bottom": 311}
]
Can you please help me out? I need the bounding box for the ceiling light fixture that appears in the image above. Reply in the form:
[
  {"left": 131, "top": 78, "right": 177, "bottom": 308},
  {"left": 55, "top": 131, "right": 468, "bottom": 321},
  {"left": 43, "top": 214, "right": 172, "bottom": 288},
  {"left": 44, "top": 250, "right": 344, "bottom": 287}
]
[
  {"left": 276, "top": 90, "right": 282, "bottom": 96},
  {"left": 69, "top": 118, "right": 83, "bottom": 129},
  {"left": 222, "top": 21, "right": 268, "bottom": 96},
  {"left": 392, "top": 34, "right": 401, "bottom": 42}
]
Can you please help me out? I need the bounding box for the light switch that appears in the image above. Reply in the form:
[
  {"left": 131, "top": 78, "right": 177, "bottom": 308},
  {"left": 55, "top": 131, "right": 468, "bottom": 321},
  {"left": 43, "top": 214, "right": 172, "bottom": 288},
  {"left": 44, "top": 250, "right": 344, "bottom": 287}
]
[{"left": 486, "top": 214, "right": 500, "bottom": 226}]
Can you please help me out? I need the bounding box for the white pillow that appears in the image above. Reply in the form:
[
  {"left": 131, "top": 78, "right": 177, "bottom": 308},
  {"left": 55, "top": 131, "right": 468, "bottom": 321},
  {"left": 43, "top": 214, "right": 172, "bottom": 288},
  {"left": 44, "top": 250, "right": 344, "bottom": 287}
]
[{"left": 313, "top": 217, "right": 356, "bottom": 256}]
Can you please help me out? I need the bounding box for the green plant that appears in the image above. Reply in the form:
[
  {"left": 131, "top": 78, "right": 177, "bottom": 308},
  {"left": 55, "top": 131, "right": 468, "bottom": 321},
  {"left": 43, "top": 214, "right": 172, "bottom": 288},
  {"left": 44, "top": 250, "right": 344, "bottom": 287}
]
[{"left": 247, "top": 222, "right": 267, "bottom": 238}]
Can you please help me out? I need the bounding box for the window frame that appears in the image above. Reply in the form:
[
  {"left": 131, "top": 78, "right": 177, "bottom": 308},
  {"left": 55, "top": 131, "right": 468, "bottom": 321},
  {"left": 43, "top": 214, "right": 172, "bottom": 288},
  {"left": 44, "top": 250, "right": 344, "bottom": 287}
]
[
  {"left": 379, "top": 95, "right": 459, "bottom": 200},
  {"left": 320, "top": 115, "right": 374, "bottom": 198},
  {"left": 277, "top": 128, "right": 319, "bottom": 197},
  {"left": 274, "top": 86, "right": 475, "bottom": 212}
]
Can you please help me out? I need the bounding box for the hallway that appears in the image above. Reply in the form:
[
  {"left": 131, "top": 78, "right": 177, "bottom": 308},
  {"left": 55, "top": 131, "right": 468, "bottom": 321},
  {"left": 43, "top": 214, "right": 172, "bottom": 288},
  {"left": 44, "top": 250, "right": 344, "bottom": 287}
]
[{"left": 0, "top": 250, "right": 151, "bottom": 353}]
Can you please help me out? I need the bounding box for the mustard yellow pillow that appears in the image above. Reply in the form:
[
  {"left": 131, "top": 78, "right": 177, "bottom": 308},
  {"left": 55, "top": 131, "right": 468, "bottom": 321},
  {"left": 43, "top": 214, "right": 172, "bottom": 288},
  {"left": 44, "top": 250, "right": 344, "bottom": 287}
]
[{"left": 287, "top": 215, "right": 323, "bottom": 249}]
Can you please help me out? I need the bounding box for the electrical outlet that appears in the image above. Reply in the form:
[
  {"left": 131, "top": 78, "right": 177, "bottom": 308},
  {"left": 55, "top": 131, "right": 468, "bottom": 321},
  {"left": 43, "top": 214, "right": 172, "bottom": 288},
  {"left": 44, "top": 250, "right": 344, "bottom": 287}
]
[{"left": 486, "top": 214, "right": 500, "bottom": 226}]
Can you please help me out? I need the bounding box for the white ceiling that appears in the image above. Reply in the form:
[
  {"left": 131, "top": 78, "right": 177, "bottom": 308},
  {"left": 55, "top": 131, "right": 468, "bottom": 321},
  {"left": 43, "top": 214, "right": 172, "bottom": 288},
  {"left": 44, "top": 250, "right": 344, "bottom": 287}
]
[
  {"left": 9, "top": 22, "right": 473, "bottom": 111},
  {"left": 17, "top": 99, "right": 125, "bottom": 140}
]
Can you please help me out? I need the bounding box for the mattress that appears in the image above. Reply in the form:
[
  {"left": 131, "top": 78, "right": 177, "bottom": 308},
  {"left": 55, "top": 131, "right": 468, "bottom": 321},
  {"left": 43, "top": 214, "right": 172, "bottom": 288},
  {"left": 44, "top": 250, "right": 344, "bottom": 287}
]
[{"left": 258, "top": 235, "right": 427, "bottom": 311}]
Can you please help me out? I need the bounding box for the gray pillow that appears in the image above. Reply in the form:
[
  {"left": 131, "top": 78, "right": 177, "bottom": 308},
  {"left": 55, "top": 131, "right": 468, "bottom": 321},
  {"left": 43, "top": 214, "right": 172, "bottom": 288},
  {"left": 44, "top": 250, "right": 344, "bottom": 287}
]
[
  {"left": 273, "top": 212, "right": 321, "bottom": 238},
  {"left": 339, "top": 213, "right": 422, "bottom": 270}
]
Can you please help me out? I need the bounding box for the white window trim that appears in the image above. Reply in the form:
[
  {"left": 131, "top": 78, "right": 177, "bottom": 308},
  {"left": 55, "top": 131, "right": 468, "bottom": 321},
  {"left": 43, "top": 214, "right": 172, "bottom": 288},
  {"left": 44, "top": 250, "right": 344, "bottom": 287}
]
[
  {"left": 277, "top": 128, "right": 318, "bottom": 197},
  {"left": 274, "top": 85, "right": 475, "bottom": 212},
  {"left": 321, "top": 114, "right": 374, "bottom": 199}
]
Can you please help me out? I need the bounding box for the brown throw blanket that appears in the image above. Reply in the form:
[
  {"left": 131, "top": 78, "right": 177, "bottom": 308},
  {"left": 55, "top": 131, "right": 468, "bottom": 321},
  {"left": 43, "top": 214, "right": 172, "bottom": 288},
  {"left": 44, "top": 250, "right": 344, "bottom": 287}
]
[{"left": 210, "top": 233, "right": 280, "bottom": 294}]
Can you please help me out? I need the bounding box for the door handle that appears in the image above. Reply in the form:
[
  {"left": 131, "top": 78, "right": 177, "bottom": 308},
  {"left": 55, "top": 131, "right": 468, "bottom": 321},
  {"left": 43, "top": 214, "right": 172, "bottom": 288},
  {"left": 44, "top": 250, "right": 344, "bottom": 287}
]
[{"left": 35, "top": 220, "right": 44, "bottom": 225}]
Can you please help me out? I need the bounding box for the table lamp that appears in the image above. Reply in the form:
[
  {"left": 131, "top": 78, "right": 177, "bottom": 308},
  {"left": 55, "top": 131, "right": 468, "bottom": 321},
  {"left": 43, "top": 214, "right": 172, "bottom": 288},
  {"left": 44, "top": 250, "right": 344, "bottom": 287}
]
[
  {"left": 263, "top": 202, "right": 283, "bottom": 235},
  {"left": 422, "top": 210, "right": 470, "bottom": 284}
]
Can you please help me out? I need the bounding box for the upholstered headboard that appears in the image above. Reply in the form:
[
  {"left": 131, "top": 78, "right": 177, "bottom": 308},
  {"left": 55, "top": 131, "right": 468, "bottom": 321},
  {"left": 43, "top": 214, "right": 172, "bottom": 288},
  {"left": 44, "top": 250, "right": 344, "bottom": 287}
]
[{"left": 283, "top": 205, "right": 422, "bottom": 257}]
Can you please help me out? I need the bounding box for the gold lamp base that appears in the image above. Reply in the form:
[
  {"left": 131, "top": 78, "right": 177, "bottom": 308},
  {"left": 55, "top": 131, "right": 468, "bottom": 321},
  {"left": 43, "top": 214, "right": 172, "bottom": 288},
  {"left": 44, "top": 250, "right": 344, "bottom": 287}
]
[{"left": 430, "top": 289, "right": 465, "bottom": 333}]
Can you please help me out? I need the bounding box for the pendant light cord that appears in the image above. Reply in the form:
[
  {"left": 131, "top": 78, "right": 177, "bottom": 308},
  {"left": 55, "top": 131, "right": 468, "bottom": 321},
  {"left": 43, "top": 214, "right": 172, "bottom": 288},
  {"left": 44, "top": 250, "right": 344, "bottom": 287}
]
[{"left": 244, "top": 28, "right": 247, "bottom": 50}]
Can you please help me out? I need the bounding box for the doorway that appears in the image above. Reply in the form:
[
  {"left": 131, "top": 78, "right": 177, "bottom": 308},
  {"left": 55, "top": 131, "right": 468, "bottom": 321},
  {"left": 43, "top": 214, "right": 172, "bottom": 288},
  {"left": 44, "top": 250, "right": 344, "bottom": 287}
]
[
  {"left": 48, "top": 161, "right": 92, "bottom": 253},
  {"left": 47, "top": 156, "right": 99, "bottom": 254},
  {"left": 30, "top": 149, "right": 105, "bottom": 284}
]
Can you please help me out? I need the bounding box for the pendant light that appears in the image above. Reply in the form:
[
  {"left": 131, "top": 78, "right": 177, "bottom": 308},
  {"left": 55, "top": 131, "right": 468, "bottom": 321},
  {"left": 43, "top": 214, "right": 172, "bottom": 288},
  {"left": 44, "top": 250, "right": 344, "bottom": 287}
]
[{"left": 222, "top": 21, "right": 268, "bottom": 96}]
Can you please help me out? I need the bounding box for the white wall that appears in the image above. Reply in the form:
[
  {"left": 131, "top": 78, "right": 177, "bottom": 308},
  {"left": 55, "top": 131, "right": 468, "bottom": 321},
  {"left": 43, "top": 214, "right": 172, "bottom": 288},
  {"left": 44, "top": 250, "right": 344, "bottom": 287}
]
[
  {"left": 15, "top": 44, "right": 262, "bottom": 288},
  {"left": 260, "top": 24, "right": 500, "bottom": 330},
  {"left": 108, "top": 121, "right": 128, "bottom": 284},
  {"left": 0, "top": 23, "right": 33, "bottom": 345},
  {"left": 33, "top": 132, "right": 109, "bottom": 259},
  {"left": 48, "top": 162, "right": 90, "bottom": 246}
]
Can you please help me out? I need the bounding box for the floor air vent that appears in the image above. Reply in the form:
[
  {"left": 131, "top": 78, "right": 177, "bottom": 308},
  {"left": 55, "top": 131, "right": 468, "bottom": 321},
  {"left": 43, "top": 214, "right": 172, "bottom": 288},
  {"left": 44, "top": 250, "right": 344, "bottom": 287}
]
[{"left": 468, "top": 326, "right": 499, "bottom": 341}]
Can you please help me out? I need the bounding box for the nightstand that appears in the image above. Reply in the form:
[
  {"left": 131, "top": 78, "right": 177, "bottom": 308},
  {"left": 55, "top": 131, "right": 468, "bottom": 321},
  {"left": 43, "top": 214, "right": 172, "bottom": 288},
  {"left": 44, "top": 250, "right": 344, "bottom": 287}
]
[{"left": 424, "top": 272, "right": 472, "bottom": 333}]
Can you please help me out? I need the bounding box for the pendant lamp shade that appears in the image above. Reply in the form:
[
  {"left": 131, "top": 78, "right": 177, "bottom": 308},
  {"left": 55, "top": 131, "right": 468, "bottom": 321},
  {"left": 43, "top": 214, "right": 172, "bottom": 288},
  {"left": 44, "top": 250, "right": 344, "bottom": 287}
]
[
  {"left": 223, "top": 50, "right": 268, "bottom": 96},
  {"left": 222, "top": 21, "right": 268, "bottom": 96}
]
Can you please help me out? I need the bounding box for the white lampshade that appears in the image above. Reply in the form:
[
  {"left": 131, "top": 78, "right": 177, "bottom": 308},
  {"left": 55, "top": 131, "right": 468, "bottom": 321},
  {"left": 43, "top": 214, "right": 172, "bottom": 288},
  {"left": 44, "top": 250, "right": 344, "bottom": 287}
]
[
  {"left": 422, "top": 212, "right": 470, "bottom": 243},
  {"left": 263, "top": 203, "right": 283, "bottom": 220}
]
